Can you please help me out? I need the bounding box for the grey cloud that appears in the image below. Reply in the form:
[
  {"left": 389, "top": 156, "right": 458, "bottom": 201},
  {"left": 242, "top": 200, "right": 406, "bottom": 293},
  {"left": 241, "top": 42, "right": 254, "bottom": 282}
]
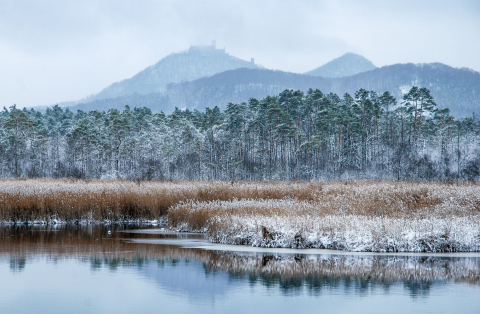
[{"left": 0, "top": 0, "right": 478, "bottom": 107}]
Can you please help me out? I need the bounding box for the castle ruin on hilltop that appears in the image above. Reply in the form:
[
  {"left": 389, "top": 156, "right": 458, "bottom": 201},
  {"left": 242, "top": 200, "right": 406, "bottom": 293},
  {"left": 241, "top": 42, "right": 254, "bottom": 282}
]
[{"left": 188, "top": 41, "right": 254, "bottom": 65}]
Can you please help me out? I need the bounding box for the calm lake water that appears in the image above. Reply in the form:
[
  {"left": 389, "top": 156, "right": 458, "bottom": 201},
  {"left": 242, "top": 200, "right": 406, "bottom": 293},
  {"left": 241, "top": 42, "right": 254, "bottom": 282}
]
[{"left": 1, "top": 225, "right": 479, "bottom": 314}]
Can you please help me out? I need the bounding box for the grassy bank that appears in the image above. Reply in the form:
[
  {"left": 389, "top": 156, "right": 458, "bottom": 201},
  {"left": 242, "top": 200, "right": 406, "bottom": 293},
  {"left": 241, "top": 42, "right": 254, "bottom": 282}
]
[
  {"left": 1, "top": 179, "right": 479, "bottom": 252},
  {"left": 0, "top": 179, "right": 316, "bottom": 223}
]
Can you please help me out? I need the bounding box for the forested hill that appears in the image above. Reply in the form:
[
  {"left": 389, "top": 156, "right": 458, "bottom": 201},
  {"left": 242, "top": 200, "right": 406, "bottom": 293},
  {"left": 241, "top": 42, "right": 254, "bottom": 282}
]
[
  {"left": 335, "top": 63, "right": 480, "bottom": 117},
  {"left": 67, "top": 68, "right": 329, "bottom": 113},
  {"left": 70, "top": 63, "right": 480, "bottom": 117},
  {"left": 305, "top": 53, "right": 377, "bottom": 77},
  {"left": 164, "top": 68, "right": 330, "bottom": 112},
  {"left": 79, "top": 43, "right": 258, "bottom": 102},
  {"left": 166, "top": 63, "right": 479, "bottom": 117}
]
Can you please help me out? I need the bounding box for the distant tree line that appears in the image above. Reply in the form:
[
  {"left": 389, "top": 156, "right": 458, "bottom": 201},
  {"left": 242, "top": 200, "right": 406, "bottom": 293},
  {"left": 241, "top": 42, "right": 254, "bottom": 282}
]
[{"left": 1, "top": 87, "right": 479, "bottom": 181}]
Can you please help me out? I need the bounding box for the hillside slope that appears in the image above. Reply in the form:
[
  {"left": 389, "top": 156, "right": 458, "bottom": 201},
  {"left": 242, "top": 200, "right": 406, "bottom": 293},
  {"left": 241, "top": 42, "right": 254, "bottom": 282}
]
[
  {"left": 70, "top": 63, "right": 480, "bottom": 117},
  {"left": 83, "top": 43, "right": 258, "bottom": 102},
  {"left": 306, "top": 53, "right": 377, "bottom": 78}
]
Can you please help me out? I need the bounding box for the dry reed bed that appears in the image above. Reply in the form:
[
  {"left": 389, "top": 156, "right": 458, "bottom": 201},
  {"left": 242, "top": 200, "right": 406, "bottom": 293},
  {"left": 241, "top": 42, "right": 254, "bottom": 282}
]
[
  {"left": 0, "top": 179, "right": 316, "bottom": 223},
  {"left": 167, "top": 182, "right": 480, "bottom": 252},
  {"left": 2, "top": 179, "right": 480, "bottom": 252}
]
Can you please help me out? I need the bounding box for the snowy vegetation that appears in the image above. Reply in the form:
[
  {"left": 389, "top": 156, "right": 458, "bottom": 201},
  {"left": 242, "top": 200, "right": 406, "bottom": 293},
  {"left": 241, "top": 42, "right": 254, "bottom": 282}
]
[
  {"left": 2, "top": 85, "right": 480, "bottom": 252},
  {"left": 168, "top": 181, "right": 480, "bottom": 252},
  {"left": 2, "top": 180, "right": 479, "bottom": 252},
  {"left": 1, "top": 86, "right": 480, "bottom": 181}
]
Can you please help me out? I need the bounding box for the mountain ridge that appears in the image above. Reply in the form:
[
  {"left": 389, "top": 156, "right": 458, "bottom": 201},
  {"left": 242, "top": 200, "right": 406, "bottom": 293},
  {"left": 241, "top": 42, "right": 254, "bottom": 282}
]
[
  {"left": 67, "top": 62, "right": 480, "bottom": 117},
  {"left": 82, "top": 42, "right": 259, "bottom": 102},
  {"left": 306, "top": 52, "right": 377, "bottom": 78}
]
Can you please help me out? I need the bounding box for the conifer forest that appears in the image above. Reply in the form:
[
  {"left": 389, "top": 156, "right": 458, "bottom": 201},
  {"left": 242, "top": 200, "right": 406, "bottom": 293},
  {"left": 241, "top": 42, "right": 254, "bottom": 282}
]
[{"left": 1, "top": 86, "right": 479, "bottom": 181}]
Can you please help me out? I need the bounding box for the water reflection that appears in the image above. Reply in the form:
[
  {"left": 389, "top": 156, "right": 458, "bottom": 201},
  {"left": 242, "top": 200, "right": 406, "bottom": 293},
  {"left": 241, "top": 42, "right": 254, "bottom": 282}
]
[
  {"left": 1, "top": 225, "right": 479, "bottom": 300},
  {"left": 9, "top": 256, "right": 26, "bottom": 272},
  {"left": 199, "top": 252, "right": 480, "bottom": 297}
]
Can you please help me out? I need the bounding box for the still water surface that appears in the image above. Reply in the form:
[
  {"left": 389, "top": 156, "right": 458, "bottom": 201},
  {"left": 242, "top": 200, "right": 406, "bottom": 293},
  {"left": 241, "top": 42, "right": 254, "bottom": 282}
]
[{"left": 1, "top": 225, "right": 479, "bottom": 314}]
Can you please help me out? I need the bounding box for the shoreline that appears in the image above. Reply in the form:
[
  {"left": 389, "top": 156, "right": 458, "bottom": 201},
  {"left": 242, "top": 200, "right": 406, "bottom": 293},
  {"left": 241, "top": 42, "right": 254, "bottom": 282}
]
[
  {"left": 1, "top": 179, "right": 479, "bottom": 253},
  {"left": 124, "top": 235, "right": 480, "bottom": 258},
  {"left": 0, "top": 219, "right": 163, "bottom": 226}
]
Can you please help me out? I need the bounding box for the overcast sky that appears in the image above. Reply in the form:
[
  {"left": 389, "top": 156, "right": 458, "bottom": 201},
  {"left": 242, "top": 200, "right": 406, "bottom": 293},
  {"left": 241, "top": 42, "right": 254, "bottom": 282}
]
[{"left": 1, "top": 0, "right": 479, "bottom": 108}]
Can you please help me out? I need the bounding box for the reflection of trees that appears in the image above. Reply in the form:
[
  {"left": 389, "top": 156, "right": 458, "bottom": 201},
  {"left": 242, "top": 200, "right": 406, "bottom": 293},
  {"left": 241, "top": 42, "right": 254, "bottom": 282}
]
[
  {"left": 9, "top": 256, "right": 26, "bottom": 272},
  {"left": 199, "top": 253, "right": 475, "bottom": 297},
  {"left": 1, "top": 225, "right": 479, "bottom": 296},
  {"left": 404, "top": 280, "right": 434, "bottom": 298}
]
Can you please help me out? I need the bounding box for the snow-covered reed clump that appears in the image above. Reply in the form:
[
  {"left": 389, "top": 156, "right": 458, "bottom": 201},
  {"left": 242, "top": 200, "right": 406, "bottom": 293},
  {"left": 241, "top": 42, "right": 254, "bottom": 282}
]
[{"left": 168, "top": 182, "right": 480, "bottom": 252}]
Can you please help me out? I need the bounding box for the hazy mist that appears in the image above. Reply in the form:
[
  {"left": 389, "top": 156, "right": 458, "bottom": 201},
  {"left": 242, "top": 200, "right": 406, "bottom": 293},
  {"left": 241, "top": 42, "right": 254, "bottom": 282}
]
[{"left": 1, "top": 0, "right": 479, "bottom": 107}]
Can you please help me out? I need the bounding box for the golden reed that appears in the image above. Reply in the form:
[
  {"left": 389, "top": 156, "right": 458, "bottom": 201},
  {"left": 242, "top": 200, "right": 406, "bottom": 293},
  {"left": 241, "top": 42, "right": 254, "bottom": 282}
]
[
  {"left": 1, "top": 179, "right": 479, "bottom": 226},
  {"left": 0, "top": 179, "right": 318, "bottom": 223}
]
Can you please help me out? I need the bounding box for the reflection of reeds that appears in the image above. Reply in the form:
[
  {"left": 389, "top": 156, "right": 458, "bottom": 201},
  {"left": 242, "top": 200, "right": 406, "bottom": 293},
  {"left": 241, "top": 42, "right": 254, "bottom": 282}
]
[
  {"left": 204, "top": 252, "right": 480, "bottom": 287},
  {"left": 0, "top": 225, "right": 206, "bottom": 261},
  {"left": 1, "top": 226, "right": 479, "bottom": 288}
]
